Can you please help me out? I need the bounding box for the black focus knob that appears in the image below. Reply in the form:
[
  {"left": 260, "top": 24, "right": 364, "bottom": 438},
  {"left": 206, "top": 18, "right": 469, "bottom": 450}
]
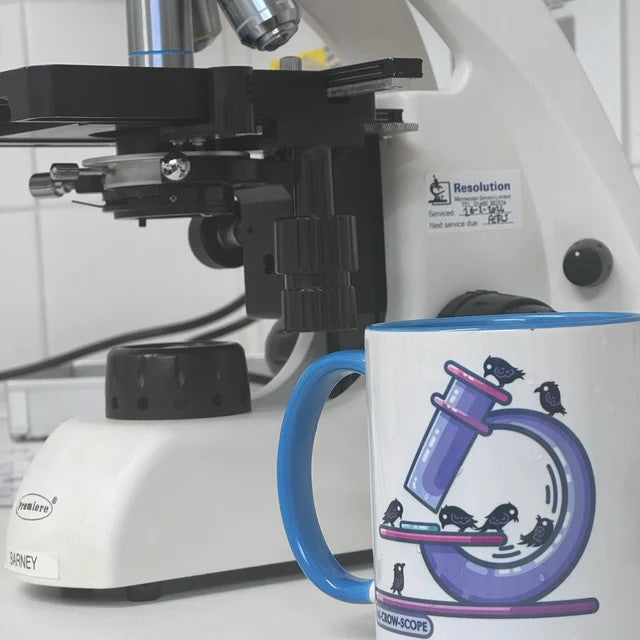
[
  {"left": 106, "top": 342, "right": 251, "bottom": 420},
  {"left": 282, "top": 285, "right": 357, "bottom": 333},
  {"left": 275, "top": 215, "right": 358, "bottom": 332},
  {"left": 563, "top": 239, "right": 613, "bottom": 288}
]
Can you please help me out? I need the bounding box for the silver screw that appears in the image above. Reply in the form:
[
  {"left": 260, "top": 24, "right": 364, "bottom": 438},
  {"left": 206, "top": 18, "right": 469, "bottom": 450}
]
[{"left": 161, "top": 153, "right": 191, "bottom": 182}]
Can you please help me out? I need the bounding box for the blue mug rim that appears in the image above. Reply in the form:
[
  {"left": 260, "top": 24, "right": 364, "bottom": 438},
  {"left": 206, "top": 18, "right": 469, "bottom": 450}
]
[{"left": 368, "top": 312, "right": 640, "bottom": 333}]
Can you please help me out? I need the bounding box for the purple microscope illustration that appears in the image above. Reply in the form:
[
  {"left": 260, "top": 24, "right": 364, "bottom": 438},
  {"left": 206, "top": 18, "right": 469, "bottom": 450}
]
[{"left": 377, "top": 361, "right": 599, "bottom": 624}]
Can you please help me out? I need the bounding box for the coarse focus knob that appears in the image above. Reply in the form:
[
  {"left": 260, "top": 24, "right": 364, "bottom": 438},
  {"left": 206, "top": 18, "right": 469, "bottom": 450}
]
[
  {"left": 282, "top": 286, "right": 356, "bottom": 333},
  {"left": 563, "top": 239, "right": 614, "bottom": 288},
  {"left": 106, "top": 342, "right": 250, "bottom": 420},
  {"left": 276, "top": 214, "right": 358, "bottom": 332}
]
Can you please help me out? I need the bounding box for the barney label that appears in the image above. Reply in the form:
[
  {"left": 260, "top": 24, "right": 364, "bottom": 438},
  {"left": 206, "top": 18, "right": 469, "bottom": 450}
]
[
  {"left": 377, "top": 606, "right": 433, "bottom": 638},
  {"left": 6, "top": 548, "right": 59, "bottom": 579},
  {"left": 425, "top": 170, "right": 523, "bottom": 233}
]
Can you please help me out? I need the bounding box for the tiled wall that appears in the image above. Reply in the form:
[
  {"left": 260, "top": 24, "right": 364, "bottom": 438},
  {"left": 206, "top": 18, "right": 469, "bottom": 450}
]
[{"left": 0, "top": 0, "right": 634, "bottom": 371}]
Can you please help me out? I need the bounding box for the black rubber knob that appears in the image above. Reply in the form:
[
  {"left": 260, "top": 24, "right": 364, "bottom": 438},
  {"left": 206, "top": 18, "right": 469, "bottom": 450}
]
[
  {"left": 106, "top": 342, "right": 251, "bottom": 420},
  {"left": 563, "top": 239, "right": 613, "bottom": 288},
  {"left": 275, "top": 215, "right": 359, "bottom": 332},
  {"left": 439, "top": 290, "right": 554, "bottom": 318},
  {"left": 282, "top": 285, "right": 356, "bottom": 333},
  {"left": 275, "top": 216, "right": 359, "bottom": 273},
  {"left": 189, "top": 216, "right": 243, "bottom": 270}
]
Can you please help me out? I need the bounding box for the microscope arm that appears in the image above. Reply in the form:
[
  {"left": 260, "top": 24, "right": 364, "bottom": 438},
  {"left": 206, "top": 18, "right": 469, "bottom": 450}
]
[{"left": 375, "top": 0, "right": 640, "bottom": 317}]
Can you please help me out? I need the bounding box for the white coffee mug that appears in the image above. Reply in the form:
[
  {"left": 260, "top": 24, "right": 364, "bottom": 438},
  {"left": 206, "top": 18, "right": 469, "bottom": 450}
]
[{"left": 277, "top": 312, "right": 640, "bottom": 639}]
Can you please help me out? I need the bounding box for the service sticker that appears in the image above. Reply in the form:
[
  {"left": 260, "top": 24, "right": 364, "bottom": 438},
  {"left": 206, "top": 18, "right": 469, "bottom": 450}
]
[{"left": 426, "top": 170, "right": 524, "bottom": 233}]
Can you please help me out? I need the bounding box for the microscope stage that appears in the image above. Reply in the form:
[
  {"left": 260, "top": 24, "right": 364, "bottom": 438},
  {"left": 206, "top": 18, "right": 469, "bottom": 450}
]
[{"left": 0, "top": 60, "right": 422, "bottom": 147}]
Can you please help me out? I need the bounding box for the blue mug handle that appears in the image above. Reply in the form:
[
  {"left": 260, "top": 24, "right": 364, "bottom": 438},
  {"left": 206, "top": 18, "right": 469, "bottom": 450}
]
[{"left": 277, "top": 349, "right": 373, "bottom": 604}]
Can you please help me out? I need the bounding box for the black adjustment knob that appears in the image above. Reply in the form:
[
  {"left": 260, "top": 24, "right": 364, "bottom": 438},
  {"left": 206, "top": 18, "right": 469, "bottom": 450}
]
[
  {"left": 276, "top": 215, "right": 358, "bottom": 332},
  {"left": 106, "top": 342, "right": 251, "bottom": 421},
  {"left": 282, "top": 285, "right": 357, "bottom": 333},
  {"left": 189, "top": 215, "right": 243, "bottom": 270},
  {"left": 439, "top": 290, "right": 554, "bottom": 317},
  {"left": 275, "top": 216, "right": 359, "bottom": 274},
  {"left": 563, "top": 239, "right": 613, "bottom": 288}
]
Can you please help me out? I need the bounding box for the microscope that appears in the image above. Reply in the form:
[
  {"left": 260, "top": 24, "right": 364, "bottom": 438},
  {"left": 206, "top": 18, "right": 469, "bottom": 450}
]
[{"left": 5, "top": 0, "right": 640, "bottom": 601}]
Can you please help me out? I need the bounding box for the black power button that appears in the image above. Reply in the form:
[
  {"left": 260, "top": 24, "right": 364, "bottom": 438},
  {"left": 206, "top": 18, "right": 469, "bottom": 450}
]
[{"left": 563, "top": 239, "right": 613, "bottom": 288}]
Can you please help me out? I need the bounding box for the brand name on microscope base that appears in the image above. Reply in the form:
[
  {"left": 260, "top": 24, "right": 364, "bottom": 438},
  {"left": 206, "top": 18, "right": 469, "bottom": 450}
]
[{"left": 15, "top": 493, "right": 54, "bottom": 521}]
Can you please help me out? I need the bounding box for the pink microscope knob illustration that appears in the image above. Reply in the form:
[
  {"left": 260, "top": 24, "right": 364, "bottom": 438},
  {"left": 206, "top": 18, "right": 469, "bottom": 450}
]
[{"left": 378, "top": 360, "right": 599, "bottom": 620}]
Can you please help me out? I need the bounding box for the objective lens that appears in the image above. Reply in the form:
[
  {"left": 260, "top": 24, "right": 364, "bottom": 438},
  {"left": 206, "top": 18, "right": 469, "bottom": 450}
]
[{"left": 217, "top": 0, "right": 300, "bottom": 51}]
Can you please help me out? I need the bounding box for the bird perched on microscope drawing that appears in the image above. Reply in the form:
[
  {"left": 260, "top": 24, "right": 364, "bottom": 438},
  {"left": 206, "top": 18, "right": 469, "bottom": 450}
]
[
  {"left": 391, "top": 563, "right": 406, "bottom": 596},
  {"left": 483, "top": 356, "right": 525, "bottom": 387},
  {"left": 439, "top": 505, "right": 478, "bottom": 532},
  {"left": 520, "top": 516, "right": 555, "bottom": 548},
  {"left": 534, "top": 381, "right": 567, "bottom": 416},
  {"left": 382, "top": 499, "right": 404, "bottom": 527},
  {"left": 476, "top": 503, "right": 519, "bottom": 532}
]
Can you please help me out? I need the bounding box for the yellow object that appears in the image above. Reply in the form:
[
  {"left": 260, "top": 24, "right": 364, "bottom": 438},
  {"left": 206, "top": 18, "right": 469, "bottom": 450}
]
[{"left": 270, "top": 46, "right": 340, "bottom": 71}]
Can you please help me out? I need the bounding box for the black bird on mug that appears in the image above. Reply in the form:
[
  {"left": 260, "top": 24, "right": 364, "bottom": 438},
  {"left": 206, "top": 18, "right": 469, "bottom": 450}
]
[
  {"left": 535, "top": 381, "right": 566, "bottom": 416},
  {"left": 391, "top": 563, "right": 406, "bottom": 596},
  {"left": 483, "top": 356, "right": 525, "bottom": 387},
  {"left": 520, "top": 516, "right": 555, "bottom": 548},
  {"left": 439, "top": 505, "right": 478, "bottom": 532},
  {"left": 477, "top": 503, "right": 519, "bottom": 532},
  {"left": 382, "top": 499, "right": 404, "bottom": 527}
]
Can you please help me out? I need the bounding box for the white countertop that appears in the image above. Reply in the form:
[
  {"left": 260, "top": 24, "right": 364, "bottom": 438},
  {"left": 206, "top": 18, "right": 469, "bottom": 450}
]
[{"left": 0, "top": 508, "right": 375, "bottom": 639}]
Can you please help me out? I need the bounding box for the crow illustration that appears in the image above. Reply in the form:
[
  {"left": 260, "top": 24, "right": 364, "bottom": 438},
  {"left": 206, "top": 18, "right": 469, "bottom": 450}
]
[
  {"left": 391, "top": 563, "right": 405, "bottom": 596},
  {"left": 534, "top": 382, "right": 566, "bottom": 416},
  {"left": 483, "top": 356, "right": 525, "bottom": 387},
  {"left": 477, "top": 502, "right": 519, "bottom": 532},
  {"left": 520, "top": 516, "right": 555, "bottom": 548},
  {"left": 382, "top": 499, "right": 404, "bottom": 527},
  {"left": 439, "top": 505, "right": 478, "bottom": 532}
]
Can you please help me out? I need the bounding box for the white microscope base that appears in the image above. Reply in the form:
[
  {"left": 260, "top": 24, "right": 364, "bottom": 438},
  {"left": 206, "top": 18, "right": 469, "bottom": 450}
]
[{"left": 4, "top": 388, "right": 371, "bottom": 590}]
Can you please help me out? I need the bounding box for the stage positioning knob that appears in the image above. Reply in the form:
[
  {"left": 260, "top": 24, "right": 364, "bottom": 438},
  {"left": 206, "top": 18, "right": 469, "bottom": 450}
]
[
  {"left": 563, "top": 239, "right": 613, "bottom": 287},
  {"left": 106, "top": 342, "right": 251, "bottom": 420}
]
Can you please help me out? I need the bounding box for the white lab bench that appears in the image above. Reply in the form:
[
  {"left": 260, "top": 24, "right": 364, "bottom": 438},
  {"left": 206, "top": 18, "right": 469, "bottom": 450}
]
[{"left": 0, "top": 506, "right": 374, "bottom": 639}]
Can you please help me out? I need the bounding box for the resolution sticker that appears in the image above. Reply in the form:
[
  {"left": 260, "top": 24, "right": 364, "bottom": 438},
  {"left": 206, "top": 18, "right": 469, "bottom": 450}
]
[{"left": 425, "top": 170, "right": 523, "bottom": 232}]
